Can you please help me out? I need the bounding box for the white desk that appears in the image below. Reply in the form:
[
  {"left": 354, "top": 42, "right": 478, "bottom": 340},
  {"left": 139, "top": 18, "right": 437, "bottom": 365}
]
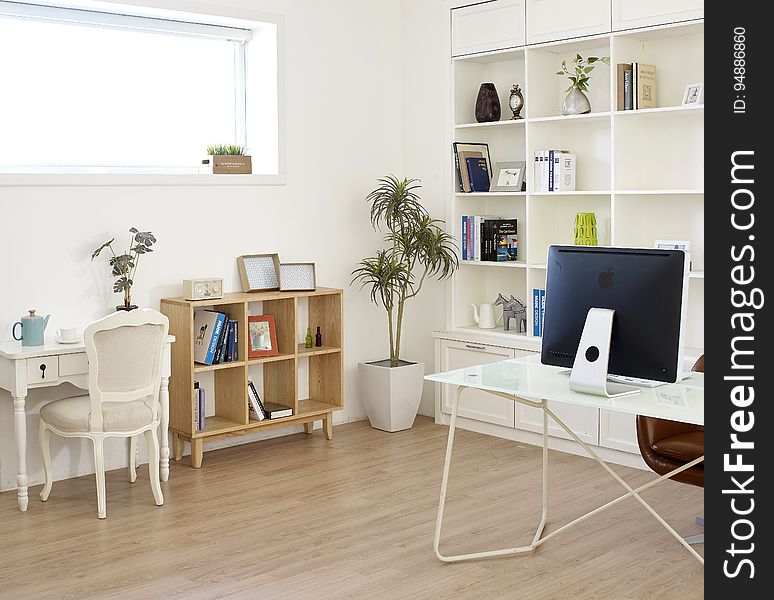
[
  {"left": 426, "top": 356, "right": 704, "bottom": 564},
  {"left": 0, "top": 336, "right": 175, "bottom": 512}
]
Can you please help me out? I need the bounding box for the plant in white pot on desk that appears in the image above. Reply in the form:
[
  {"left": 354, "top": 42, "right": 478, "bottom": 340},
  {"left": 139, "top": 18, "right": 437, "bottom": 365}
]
[{"left": 352, "top": 176, "right": 458, "bottom": 432}]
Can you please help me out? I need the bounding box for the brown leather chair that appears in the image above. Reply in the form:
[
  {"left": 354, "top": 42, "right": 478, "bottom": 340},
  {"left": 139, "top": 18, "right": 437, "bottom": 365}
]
[{"left": 636, "top": 355, "right": 704, "bottom": 541}]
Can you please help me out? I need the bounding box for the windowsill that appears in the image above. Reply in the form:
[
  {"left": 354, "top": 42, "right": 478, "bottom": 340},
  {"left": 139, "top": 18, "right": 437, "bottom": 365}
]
[{"left": 0, "top": 173, "right": 286, "bottom": 187}]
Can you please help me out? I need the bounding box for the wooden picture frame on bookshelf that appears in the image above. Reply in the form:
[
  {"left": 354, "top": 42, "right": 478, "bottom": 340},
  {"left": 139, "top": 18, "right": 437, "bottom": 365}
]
[
  {"left": 247, "top": 314, "right": 279, "bottom": 358},
  {"left": 237, "top": 253, "right": 281, "bottom": 292},
  {"left": 279, "top": 262, "right": 317, "bottom": 291}
]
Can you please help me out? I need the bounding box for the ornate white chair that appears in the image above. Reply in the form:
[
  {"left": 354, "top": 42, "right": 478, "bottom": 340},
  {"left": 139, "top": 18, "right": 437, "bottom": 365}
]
[{"left": 39, "top": 309, "right": 168, "bottom": 518}]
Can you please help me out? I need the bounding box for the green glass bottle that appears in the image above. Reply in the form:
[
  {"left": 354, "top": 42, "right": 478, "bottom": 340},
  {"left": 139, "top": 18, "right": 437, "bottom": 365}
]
[{"left": 305, "top": 327, "right": 313, "bottom": 348}]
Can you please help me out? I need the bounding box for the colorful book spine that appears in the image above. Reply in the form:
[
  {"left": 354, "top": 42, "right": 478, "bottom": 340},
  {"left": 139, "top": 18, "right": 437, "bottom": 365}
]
[
  {"left": 214, "top": 317, "right": 229, "bottom": 363},
  {"left": 193, "top": 381, "right": 200, "bottom": 430},
  {"left": 199, "top": 387, "right": 206, "bottom": 431},
  {"left": 205, "top": 313, "right": 226, "bottom": 365},
  {"left": 539, "top": 289, "right": 546, "bottom": 337},
  {"left": 231, "top": 321, "right": 238, "bottom": 361},
  {"left": 467, "top": 216, "right": 473, "bottom": 260},
  {"left": 548, "top": 150, "right": 554, "bottom": 192},
  {"left": 533, "top": 289, "right": 541, "bottom": 337},
  {"left": 461, "top": 216, "right": 468, "bottom": 260}
]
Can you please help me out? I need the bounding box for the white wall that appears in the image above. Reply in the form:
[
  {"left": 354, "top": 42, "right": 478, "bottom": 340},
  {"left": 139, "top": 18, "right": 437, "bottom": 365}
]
[{"left": 0, "top": 0, "right": 449, "bottom": 492}]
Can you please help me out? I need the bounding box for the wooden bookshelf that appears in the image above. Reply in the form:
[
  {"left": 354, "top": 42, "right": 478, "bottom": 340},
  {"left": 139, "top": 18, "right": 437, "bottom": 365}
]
[{"left": 161, "top": 288, "right": 344, "bottom": 468}]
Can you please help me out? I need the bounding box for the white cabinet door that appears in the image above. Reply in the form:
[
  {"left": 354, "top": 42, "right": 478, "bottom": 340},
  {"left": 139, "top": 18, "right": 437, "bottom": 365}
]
[
  {"left": 440, "top": 341, "right": 515, "bottom": 426},
  {"left": 452, "top": 0, "right": 525, "bottom": 57},
  {"left": 515, "top": 397, "right": 599, "bottom": 445},
  {"left": 599, "top": 410, "right": 640, "bottom": 454},
  {"left": 526, "top": 0, "right": 610, "bottom": 44},
  {"left": 613, "top": 0, "right": 703, "bottom": 31}
]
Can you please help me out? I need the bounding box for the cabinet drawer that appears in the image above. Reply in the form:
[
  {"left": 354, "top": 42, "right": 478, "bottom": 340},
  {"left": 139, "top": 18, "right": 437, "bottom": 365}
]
[
  {"left": 441, "top": 341, "right": 516, "bottom": 427},
  {"left": 515, "top": 401, "right": 599, "bottom": 445},
  {"left": 452, "top": 0, "right": 525, "bottom": 57},
  {"left": 613, "top": 0, "right": 703, "bottom": 31},
  {"left": 526, "top": 0, "right": 610, "bottom": 44},
  {"left": 60, "top": 352, "right": 89, "bottom": 376},
  {"left": 599, "top": 410, "right": 639, "bottom": 453},
  {"left": 26, "top": 356, "right": 59, "bottom": 385}
]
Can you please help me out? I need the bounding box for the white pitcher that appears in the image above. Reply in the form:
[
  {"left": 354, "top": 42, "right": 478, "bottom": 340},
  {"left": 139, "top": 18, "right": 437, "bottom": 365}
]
[{"left": 471, "top": 303, "right": 499, "bottom": 329}]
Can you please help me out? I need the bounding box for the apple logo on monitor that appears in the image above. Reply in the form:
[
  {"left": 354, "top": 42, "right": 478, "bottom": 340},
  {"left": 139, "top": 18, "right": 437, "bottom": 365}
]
[{"left": 598, "top": 268, "right": 614, "bottom": 289}]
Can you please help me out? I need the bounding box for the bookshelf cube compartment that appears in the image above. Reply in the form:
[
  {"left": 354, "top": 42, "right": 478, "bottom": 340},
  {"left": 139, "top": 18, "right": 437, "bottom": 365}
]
[
  {"left": 260, "top": 297, "right": 296, "bottom": 356},
  {"left": 453, "top": 266, "right": 529, "bottom": 334},
  {"left": 613, "top": 110, "right": 703, "bottom": 190},
  {"left": 455, "top": 195, "right": 527, "bottom": 263},
  {"left": 612, "top": 193, "right": 704, "bottom": 270},
  {"left": 612, "top": 22, "right": 703, "bottom": 110},
  {"left": 263, "top": 357, "right": 297, "bottom": 414},
  {"left": 307, "top": 352, "right": 343, "bottom": 410},
  {"left": 527, "top": 119, "right": 611, "bottom": 191},
  {"left": 307, "top": 292, "right": 343, "bottom": 350},
  {"left": 525, "top": 38, "right": 611, "bottom": 118},
  {"left": 527, "top": 194, "right": 611, "bottom": 264},
  {"left": 212, "top": 365, "right": 248, "bottom": 427},
  {"left": 453, "top": 49, "right": 526, "bottom": 124}
]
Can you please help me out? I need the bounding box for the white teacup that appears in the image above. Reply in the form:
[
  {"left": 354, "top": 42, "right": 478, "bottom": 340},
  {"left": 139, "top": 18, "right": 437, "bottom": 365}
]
[{"left": 57, "top": 327, "right": 78, "bottom": 341}]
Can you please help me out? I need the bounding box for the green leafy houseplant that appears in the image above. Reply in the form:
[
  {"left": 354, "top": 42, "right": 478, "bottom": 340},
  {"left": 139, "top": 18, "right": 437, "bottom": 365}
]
[
  {"left": 206, "top": 144, "right": 246, "bottom": 155},
  {"left": 352, "top": 176, "right": 458, "bottom": 367},
  {"left": 555, "top": 53, "right": 610, "bottom": 92},
  {"left": 92, "top": 227, "right": 157, "bottom": 310}
]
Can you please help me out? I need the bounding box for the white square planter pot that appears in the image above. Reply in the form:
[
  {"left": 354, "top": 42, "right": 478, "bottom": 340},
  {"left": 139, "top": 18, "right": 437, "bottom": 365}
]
[{"left": 358, "top": 360, "right": 425, "bottom": 432}]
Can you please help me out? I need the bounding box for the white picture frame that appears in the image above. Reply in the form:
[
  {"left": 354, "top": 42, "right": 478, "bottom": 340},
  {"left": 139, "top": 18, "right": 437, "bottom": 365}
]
[
  {"left": 279, "top": 263, "right": 316, "bottom": 291},
  {"left": 490, "top": 161, "right": 526, "bottom": 192},
  {"left": 681, "top": 83, "right": 703, "bottom": 105}
]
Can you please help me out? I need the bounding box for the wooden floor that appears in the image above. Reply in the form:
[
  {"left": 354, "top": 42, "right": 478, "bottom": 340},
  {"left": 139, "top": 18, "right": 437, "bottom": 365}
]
[{"left": 0, "top": 417, "right": 703, "bottom": 600}]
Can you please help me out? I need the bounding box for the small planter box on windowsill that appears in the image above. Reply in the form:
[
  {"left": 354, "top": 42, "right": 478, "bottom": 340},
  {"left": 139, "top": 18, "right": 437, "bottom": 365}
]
[{"left": 200, "top": 155, "right": 252, "bottom": 174}]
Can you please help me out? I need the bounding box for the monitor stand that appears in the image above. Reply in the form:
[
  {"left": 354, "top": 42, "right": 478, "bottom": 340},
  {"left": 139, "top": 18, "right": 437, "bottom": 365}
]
[{"left": 569, "top": 308, "right": 641, "bottom": 398}]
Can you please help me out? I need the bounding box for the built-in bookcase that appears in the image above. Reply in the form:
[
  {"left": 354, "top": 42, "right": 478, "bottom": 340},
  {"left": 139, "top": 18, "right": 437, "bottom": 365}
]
[
  {"left": 446, "top": 19, "right": 704, "bottom": 352},
  {"left": 161, "top": 288, "right": 343, "bottom": 469}
]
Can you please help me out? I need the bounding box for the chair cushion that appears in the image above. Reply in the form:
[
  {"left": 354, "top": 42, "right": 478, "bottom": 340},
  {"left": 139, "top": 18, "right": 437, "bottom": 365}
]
[
  {"left": 40, "top": 395, "right": 154, "bottom": 433},
  {"left": 652, "top": 431, "right": 704, "bottom": 462}
]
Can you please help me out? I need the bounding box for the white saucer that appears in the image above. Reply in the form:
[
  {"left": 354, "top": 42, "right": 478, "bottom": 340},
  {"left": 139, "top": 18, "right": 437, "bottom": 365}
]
[{"left": 55, "top": 337, "right": 80, "bottom": 345}]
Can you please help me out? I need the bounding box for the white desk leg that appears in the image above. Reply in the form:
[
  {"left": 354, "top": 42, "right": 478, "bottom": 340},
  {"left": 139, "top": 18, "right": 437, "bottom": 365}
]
[
  {"left": 159, "top": 375, "right": 170, "bottom": 482},
  {"left": 13, "top": 396, "right": 28, "bottom": 512}
]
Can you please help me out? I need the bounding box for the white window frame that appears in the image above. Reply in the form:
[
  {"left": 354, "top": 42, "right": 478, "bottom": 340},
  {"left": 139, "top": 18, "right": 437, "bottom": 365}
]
[{"left": 0, "top": 0, "right": 285, "bottom": 187}]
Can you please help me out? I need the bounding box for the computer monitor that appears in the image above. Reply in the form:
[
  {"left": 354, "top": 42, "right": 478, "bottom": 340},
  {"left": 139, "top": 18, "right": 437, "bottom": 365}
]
[{"left": 541, "top": 245, "right": 688, "bottom": 397}]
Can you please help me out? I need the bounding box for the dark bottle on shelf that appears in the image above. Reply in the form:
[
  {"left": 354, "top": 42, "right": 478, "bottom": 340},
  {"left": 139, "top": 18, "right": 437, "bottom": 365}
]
[{"left": 315, "top": 326, "right": 322, "bottom": 347}]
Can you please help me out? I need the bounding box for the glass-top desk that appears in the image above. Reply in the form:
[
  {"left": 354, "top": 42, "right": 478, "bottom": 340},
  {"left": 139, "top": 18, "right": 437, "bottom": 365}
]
[{"left": 426, "top": 356, "right": 704, "bottom": 565}]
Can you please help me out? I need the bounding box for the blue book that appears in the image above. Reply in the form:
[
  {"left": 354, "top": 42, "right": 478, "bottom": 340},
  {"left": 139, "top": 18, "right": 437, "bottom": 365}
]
[
  {"left": 466, "top": 157, "right": 490, "bottom": 192},
  {"left": 539, "top": 289, "right": 546, "bottom": 337},
  {"left": 532, "top": 289, "right": 541, "bottom": 337},
  {"left": 548, "top": 150, "right": 554, "bottom": 191},
  {"left": 231, "top": 321, "right": 238, "bottom": 361},
  {"left": 194, "top": 311, "right": 226, "bottom": 365},
  {"left": 462, "top": 216, "right": 468, "bottom": 260}
]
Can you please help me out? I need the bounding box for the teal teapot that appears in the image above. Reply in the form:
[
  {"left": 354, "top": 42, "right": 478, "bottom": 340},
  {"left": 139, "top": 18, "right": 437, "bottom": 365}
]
[{"left": 12, "top": 309, "right": 50, "bottom": 347}]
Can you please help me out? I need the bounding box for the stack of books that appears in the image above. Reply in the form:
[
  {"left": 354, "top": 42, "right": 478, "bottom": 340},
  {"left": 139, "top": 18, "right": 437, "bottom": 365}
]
[
  {"left": 461, "top": 216, "right": 518, "bottom": 262},
  {"left": 194, "top": 381, "right": 205, "bottom": 431},
  {"left": 248, "top": 380, "right": 293, "bottom": 421},
  {"left": 616, "top": 63, "right": 656, "bottom": 110},
  {"left": 532, "top": 288, "right": 546, "bottom": 337},
  {"left": 193, "top": 311, "right": 239, "bottom": 365},
  {"left": 533, "top": 150, "right": 576, "bottom": 192}
]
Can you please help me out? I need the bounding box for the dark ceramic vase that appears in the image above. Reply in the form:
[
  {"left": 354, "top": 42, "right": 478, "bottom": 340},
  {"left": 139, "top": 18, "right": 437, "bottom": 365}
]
[{"left": 475, "top": 83, "right": 501, "bottom": 123}]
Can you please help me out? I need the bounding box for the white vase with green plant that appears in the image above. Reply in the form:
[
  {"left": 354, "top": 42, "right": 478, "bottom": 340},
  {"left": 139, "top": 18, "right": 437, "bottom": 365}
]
[
  {"left": 352, "top": 176, "right": 457, "bottom": 431},
  {"left": 556, "top": 53, "right": 609, "bottom": 115}
]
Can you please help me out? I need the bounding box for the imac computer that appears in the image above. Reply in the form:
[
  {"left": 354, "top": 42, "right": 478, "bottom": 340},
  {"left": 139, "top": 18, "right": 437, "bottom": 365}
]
[{"left": 541, "top": 245, "right": 689, "bottom": 398}]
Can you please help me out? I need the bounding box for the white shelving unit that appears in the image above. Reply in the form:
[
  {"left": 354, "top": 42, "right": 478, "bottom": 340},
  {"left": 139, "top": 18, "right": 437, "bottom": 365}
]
[
  {"left": 445, "top": 16, "right": 704, "bottom": 351},
  {"left": 436, "top": 1, "right": 704, "bottom": 467}
]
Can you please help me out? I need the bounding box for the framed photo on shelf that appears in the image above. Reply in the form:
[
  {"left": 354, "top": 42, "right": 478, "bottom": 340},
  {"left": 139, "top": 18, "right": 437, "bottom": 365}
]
[
  {"left": 279, "top": 263, "right": 317, "bottom": 291},
  {"left": 681, "top": 83, "right": 703, "bottom": 105},
  {"left": 490, "top": 161, "right": 526, "bottom": 192},
  {"left": 453, "top": 142, "right": 492, "bottom": 192},
  {"left": 247, "top": 315, "right": 279, "bottom": 358},
  {"left": 237, "top": 253, "right": 281, "bottom": 292}
]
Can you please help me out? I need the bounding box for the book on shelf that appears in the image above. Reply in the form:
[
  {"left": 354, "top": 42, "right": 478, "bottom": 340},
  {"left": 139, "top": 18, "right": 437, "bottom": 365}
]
[
  {"left": 193, "top": 310, "right": 226, "bottom": 365},
  {"left": 492, "top": 219, "right": 518, "bottom": 262},
  {"left": 532, "top": 288, "right": 545, "bottom": 337},
  {"left": 533, "top": 150, "right": 575, "bottom": 192},
  {"left": 194, "top": 381, "right": 205, "bottom": 431},
  {"left": 453, "top": 142, "right": 492, "bottom": 193},
  {"left": 262, "top": 402, "right": 293, "bottom": 419},
  {"left": 213, "top": 316, "right": 229, "bottom": 363},
  {"left": 539, "top": 289, "right": 546, "bottom": 336},
  {"left": 247, "top": 380, "right": 267, "bottom": 421},
  {"left": 635, "top": 63, "right": 656, "bottom": 109},
  {"left": 465, "top": 157, "right": 490, "bottom": 192}
]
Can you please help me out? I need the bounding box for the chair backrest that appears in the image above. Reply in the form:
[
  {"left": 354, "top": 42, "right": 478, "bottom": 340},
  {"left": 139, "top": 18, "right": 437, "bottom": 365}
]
[{"left": 84, "top": 309, "right": 169, "bottom": 431}]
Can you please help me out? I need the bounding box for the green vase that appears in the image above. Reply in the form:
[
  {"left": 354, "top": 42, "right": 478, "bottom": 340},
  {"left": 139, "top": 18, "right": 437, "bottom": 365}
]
[{"left": 574, "top": 213, "right": 598, "bottom": 246}]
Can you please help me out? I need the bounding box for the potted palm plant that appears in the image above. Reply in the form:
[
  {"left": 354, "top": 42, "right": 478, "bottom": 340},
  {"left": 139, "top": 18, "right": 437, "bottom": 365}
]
[{"left": 352, "top": 176, "right": 458, "bottom": 432}]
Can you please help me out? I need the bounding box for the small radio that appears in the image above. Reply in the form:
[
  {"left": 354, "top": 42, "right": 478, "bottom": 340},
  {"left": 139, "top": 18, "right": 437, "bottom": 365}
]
[{"left": 183, "top": 278, "right": 224, "bottom": 301}]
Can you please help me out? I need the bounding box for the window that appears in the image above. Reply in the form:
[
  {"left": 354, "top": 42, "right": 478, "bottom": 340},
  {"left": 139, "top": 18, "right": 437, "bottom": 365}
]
[{"left": 0, "top": 1, "right": 280, "bottom": 176}]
